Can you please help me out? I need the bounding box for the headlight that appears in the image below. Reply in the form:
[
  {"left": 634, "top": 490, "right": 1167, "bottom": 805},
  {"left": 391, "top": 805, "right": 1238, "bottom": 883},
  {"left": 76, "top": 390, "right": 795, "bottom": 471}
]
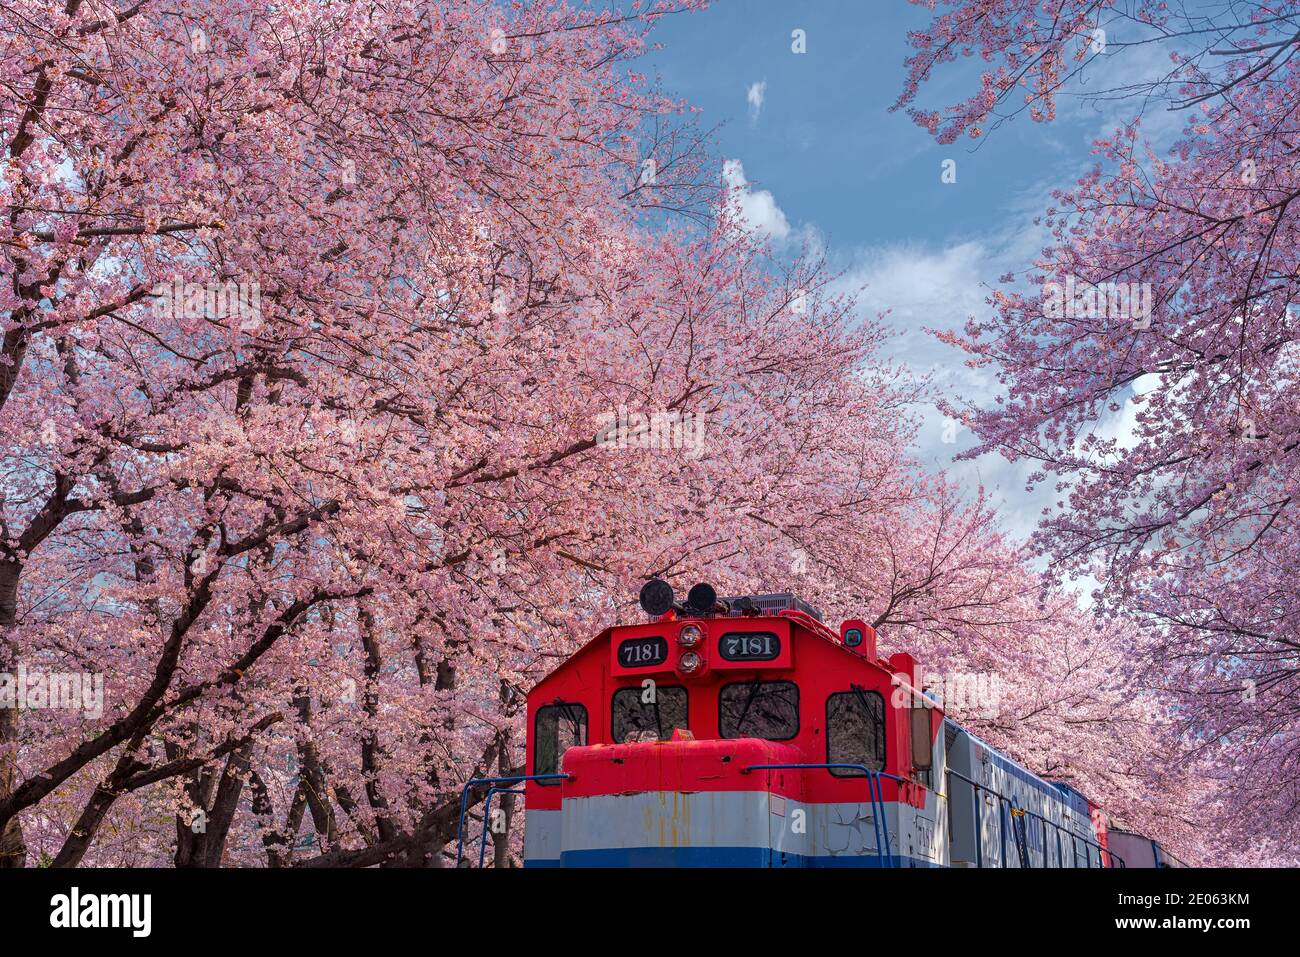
[
  {"left": 679, "top": 651, "right": 702, "bottom": 674},
  {"left": 678, "top": 624, "right": 703, "bottom": 647}
]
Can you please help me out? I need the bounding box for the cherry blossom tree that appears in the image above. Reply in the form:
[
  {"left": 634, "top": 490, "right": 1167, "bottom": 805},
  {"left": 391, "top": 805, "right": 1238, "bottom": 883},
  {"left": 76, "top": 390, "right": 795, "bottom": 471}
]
[
  {"left": 1, "top": 0, "right": 997, "bottom": 868},
  {"left": 1, "top": 0, "right": 729, "bottom": 867},
  {"left": 896, "top": 0, "right": 1300, "bottom": 857}
]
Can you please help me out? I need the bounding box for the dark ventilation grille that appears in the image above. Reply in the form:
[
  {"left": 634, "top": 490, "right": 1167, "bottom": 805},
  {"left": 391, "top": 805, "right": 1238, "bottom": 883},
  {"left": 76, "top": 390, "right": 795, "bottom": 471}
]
[{"left": 722, "top": 592, "right": 823, "bottom": 621}]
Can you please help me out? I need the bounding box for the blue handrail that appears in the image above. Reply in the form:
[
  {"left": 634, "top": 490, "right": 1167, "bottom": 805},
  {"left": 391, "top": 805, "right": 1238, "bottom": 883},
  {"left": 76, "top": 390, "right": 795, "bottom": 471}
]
[
  {"left": 478, "top": 787, "right": 526, "bottom": 867},
  {"left": 455, "top": 773, "right": 570, "bottom": 867},
  {"left": 741, "top": 763, "right": 907, "bottom": 868}
]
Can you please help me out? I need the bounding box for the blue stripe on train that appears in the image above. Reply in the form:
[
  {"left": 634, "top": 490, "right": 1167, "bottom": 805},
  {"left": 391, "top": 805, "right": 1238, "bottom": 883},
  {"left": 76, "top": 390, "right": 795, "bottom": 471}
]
[{"left": 525, "top": 848, "right": 942, "bottom": 868}]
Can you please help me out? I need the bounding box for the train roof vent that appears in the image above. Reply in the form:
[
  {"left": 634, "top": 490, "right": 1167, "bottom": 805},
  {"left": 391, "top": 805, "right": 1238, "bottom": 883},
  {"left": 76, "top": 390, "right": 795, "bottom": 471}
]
[{"left": 723, "top": 592, "right": 823, "bottom": 622}]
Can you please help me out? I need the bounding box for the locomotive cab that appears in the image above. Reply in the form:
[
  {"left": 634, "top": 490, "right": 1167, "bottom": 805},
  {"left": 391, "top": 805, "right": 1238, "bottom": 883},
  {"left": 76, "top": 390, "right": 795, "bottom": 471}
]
[{"left": 521, "top": 581, "right": 948, "bottom": 867}]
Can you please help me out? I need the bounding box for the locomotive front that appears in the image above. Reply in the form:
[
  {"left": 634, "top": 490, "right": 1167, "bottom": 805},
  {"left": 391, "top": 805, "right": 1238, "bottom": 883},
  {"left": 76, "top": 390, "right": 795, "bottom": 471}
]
[{"left": 519, "top": 581, "right": 948, "bottom": 868}]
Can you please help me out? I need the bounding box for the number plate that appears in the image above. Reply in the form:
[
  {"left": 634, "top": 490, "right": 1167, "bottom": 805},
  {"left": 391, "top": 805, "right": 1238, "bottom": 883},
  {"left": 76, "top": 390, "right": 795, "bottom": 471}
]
[
  {"left": 719, "top": 631, "right": 781, "bottom": 662},
  {"left": 616, "top": 635, "right": 668, "bottom": 668}
]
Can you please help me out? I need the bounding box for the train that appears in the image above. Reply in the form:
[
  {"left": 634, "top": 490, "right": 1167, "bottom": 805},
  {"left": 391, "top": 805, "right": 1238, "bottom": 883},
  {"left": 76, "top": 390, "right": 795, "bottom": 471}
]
[{"left": 456, "top": 581, "right": 1184, "bottom": 868}]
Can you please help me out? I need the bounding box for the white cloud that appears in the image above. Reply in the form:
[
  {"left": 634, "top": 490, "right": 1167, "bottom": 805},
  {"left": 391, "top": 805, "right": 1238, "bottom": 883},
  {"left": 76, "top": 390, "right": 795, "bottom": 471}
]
[
  {"left": 829, "top": 229, "right": 1052, "bottom": 541},
  {"left": 829, "top": 227, "right": 1175, "bottom": 558},
  {"left": 1092, "top": 372, "right": 1160, "bottom": 455},
  {"left": 834, "top": 239, "right": 1004, "bottom": 387},
  {"left": 746, "top": 80, "right": 766, "bottom": 124},
  {"left": 722, "top": 158, "right": 790, "bottom": 239},
  {"left": 843, "top": 241, "right": 992, "bottom": 329}
]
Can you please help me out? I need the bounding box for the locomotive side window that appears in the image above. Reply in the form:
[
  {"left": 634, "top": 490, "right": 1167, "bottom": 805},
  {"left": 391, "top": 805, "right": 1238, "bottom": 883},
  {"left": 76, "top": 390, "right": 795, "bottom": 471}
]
[
  {"left": 718, "top": 680, "right": 799, "bottom": 740},
  {"left": 826, "top": 689, "right": 885, "bottom": 776},
  {"left": 611, "top": 686, "right": 688, "bottom": 743},
  {"left": 533, "top": 702, "right": 588, "bottom": 785},
  {"left": 911, "top": 705, "right": 933, "bottom": 769}
]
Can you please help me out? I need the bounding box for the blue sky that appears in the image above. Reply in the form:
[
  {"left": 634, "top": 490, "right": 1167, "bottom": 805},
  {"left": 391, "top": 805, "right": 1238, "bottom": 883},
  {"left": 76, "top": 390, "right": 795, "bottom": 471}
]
[
  {"left": 642, "top": 1, "right": 1181, "bottom": 542},
  {"left": 646, "top": 2, "right": 1066, "bottom": 251}
]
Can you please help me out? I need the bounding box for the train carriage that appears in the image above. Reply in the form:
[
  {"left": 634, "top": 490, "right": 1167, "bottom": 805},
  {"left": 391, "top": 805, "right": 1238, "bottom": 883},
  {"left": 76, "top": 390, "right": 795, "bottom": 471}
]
[
  {"left": 945, "top": 727, "right": 1110, "bottom": 868},
  {"left": 457, "top": 580, "right": 1173, "bottom": 868},
  {"left": 1107, "top": 829, "right": 1188, "bottom": 868}
]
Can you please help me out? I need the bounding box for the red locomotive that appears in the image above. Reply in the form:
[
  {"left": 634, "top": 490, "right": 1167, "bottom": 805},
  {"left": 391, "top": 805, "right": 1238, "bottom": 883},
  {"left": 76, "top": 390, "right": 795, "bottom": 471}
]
[{"left": 456, "top": 580, "right": 1174, "bottom": 867}]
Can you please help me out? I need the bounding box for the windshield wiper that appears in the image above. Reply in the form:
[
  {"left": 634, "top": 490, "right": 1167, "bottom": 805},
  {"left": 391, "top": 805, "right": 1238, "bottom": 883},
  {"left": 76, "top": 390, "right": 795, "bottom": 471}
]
[
  {"left": 557, "top": 702, "right": 584, "bottom": 745},
  {"left": 732, "top": 677, "right": 765, "bottom": 737}
]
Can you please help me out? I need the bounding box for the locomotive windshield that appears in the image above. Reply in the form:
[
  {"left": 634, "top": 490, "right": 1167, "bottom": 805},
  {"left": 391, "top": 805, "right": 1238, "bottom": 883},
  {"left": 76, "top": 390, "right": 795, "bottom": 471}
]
[
  {"left": 611, "top": 686, "right": 688, "bottom": 743},
  {"left": 718, "top": 680, "right": 799, "bottom": 740}
]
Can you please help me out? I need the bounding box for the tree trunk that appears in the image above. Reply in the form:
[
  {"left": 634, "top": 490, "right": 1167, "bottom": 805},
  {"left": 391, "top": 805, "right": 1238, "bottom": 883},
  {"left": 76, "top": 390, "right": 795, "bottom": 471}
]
[
  {"left": 492, "top": 732, "right": 515, "bottom": 868},
  {"left": 0, "top": 560, "right": 25, "bottom": 867},
  {"left": 52, "top": 783, "right": 118, "bottom": 868}
]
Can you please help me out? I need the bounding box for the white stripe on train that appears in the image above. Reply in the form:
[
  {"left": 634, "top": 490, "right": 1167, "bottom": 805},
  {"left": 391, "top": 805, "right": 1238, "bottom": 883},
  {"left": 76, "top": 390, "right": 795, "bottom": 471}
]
[{"left": 523, "top": 789, "right": 949, "bottom": 867}]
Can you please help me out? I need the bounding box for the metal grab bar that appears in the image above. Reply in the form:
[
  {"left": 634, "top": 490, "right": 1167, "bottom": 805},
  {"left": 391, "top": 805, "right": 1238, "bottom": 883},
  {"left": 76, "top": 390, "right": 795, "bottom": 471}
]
[
  {"left": 946, "top": 767, "right": 1125, "bottom": 868},
  {"left": 454, "top": 773, "right": 570, "bottom": 867},
  {"left": 740, "top": 763, "right": 907, "bottom": 868},
  {"left": 478, "top": 787, "right": 526, "bottom": 867}
]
